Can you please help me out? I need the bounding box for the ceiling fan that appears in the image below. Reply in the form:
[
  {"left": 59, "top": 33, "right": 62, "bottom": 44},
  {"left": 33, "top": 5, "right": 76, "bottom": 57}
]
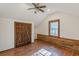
[{"left": 28, "top": 3, "right": 46, "bottom": 13}]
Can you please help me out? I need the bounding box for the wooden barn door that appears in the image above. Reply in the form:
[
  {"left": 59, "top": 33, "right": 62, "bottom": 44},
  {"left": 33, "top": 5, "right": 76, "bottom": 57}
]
[{"left": 14, "top": 22, "right": 31, "bottom": 48}]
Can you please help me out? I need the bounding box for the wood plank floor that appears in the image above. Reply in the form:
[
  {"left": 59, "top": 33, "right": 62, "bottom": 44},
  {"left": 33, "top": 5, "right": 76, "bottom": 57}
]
[{"left": 0, "top": 40, "right": 78, "bottom": 56}]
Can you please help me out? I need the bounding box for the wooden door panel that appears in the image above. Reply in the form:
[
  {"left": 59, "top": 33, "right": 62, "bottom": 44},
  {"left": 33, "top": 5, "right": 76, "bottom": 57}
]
[
  {"left": 15, "top": 22, "right": 31, "bottom": 48},
  {"left": 26, "top": 24, "right": 31, "bottom": 41}
]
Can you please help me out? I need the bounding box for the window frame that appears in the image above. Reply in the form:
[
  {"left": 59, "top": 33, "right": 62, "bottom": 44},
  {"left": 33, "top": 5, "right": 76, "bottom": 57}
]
[{"left": 49, "top": 19, "right": 60, "bottom": 38}]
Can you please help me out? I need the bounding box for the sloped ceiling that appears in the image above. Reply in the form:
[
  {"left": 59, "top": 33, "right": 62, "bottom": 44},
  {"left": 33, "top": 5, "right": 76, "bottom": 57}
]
[{"left": 0, "top": 3, "right": 79, "bottom": 27}]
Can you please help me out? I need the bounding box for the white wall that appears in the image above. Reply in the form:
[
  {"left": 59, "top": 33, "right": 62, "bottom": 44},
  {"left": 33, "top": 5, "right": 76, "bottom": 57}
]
[
  {"left": 0, "top": 17, "right": 34, "bottom": 51},
  {"left": 37, "top": 12, "right": 79, "bottom": 40}
]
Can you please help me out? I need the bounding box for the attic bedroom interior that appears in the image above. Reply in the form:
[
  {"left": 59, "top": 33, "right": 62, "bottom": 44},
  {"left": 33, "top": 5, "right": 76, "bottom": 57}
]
[{"left": 0, "top": 3, "right": 79, "bottom": 56}]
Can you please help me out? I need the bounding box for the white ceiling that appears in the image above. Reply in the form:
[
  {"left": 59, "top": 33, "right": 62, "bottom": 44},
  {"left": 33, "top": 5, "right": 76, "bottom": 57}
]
[{"left": 0, "top": 3, "right": 79, "bottom": 27}]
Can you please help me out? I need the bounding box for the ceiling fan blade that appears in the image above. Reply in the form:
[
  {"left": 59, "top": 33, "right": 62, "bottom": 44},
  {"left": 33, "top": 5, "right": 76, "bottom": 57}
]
[
  {"left": 28, "top": 8, "right": 35, "bottom": 10},
  {"left": 38, "top": 6, "right": 46, "bottom": 8},
  {"left": 32, "top": 3, "right": 37, "bottom": 7},
  {"left": 38, "top": 8, "right": 44, "bottom": 12}
]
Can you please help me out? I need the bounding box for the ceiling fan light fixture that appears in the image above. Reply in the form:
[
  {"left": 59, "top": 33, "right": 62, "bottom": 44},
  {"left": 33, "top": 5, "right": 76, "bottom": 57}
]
[{"left": 34, "top": 11, "right": 37, "bottom": 13}]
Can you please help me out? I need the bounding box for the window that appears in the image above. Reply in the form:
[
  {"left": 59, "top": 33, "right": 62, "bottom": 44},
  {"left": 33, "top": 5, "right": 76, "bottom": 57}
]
[{"left": 49, "top": 20, "right": 60, "bottom": 37}]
